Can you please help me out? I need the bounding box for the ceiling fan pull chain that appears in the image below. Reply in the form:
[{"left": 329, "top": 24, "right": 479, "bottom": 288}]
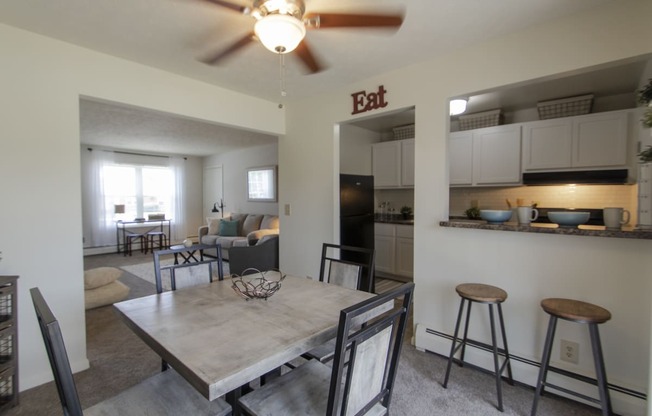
[{"left": 278, "top": 53, "right": 287, "bottom": 109}]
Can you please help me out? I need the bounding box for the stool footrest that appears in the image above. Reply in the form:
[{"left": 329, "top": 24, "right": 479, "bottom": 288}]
[
  {"left": 546, "top": 365, "right": 600, "bottom": 387},
  {"left": 462, "top": 337, "right": 510, "bottom": 358},
  {"left": 542, "top": 381, "right": 603, "bottom": 405}
]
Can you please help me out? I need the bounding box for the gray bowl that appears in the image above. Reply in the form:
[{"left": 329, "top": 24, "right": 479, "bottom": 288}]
[
  {"left": 548, "top": 211, "right": 590, "bottom": 227},
  {"left": 480, "top": 210, "right": 512, "bottom": 224}
]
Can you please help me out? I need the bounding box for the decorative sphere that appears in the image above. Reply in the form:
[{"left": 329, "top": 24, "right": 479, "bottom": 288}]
[{"left": 183, "top": 239, "right": 193, "bottom": 248}]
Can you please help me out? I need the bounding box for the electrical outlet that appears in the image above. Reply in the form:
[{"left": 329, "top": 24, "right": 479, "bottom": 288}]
[
  {"left": 284, "top": 203, "right": 291, "bottom": 216},
  {"left": 560, "top": 339, "right": 579, "bottom": 364}
]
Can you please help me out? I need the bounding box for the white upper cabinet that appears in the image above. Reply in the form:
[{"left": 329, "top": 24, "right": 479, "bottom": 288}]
[
  {"left": 449, "top": 125, "right": 521, "bottom": 186},
  {"left": 574, "top": 112, "right": 628, "bottom": 167},
  {"left": 372, "top": 141, "right": 401, "bottom": 187},
  {"left": 473, "top": 124, "right": 522, "bottom": 184},
  {"left": 372, "top": 138, "right": 415, "bottom": 188},
  {"left": 523, "top": 111, "right": 629, "bottom": 171},
  {"left": 401, "top": 139, "right": 415, "bottom": 187},
  {"left": 449, "top": 131, "right": 473, "bottom": 185},
  {"left": 522, "top": 119, "right": 573, "bottom": 170}
]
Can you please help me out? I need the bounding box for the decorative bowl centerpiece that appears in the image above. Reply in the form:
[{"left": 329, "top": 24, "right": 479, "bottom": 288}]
[
  {"left": 232, "top": 269, "right": 286, "bottom": 301},
  {"left": 547, "top": 211, "right": 590, "bottom": 227},
  {"left": 480, "top": 210, "right": 512, "bottom": 224}
]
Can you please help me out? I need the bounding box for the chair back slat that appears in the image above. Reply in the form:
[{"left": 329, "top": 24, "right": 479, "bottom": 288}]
[
  {"left": 30, "top": 288, "right": 84, "bottom": 416},
  {"left": 327, "top": 282, "right": 414, "bottom": 416},
  {"left": 327, "top": 260, "right": 362, "bottom": 290},
  {"left": 345, "top": 324, "right": 393, "bottom": 415},
  {"left": 320, "top": 243, "right": 375, "bottom": 293}
]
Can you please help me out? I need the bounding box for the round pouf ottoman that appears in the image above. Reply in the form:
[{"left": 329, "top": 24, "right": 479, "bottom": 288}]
[{"left": 84, "top": 267, "right": 130, "bottom": 310}]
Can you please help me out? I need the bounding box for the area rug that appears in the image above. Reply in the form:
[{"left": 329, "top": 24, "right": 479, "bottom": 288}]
[{"left": 120, "top": 259, "right": 229, "bottom": 291}]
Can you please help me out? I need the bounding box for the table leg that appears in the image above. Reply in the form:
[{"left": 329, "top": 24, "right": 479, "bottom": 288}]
[{"left": 226, "top": 386, "right": 242, "bottom": 416}]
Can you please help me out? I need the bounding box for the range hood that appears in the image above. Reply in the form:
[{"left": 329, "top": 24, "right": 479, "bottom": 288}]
[{"left": 522, "top": 169, "right": 629, "bottom": 185}]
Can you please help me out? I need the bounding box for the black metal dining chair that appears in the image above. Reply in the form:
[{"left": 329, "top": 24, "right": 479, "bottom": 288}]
[
  {"left": 152, "top": 243, "right": 224, "bottom": 294},
  {"left": 319, "top": 243, "right": 376, "bottom": 292},
  {"left": 301, "top": 243, "right": 377, "bottom": 364},
  {"left": 238, "top": 282, "right": 414, "bottom": 416},
  {"left": 152, "top": 243, "right": 224, "bottom": 371},
  {"left": 29, "top": 287, "right": 231, "bottom": 416}
]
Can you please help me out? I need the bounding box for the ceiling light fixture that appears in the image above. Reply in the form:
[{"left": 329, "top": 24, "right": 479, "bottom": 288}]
[
  {"left": 449, "top": 99, "right": 468, "bottom": 116},
  {"left": 254, "top": 14, "right": 306, "bottom": 54}
]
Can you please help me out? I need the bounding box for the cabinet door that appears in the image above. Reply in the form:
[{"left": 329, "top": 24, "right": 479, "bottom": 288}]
[
  {"left": 396, "top": 237, "right": 414, "bottom": 278},
  {"left": 372, "top": 141, "right": 401, "bottom": 188},
  {"left": 523, "top": 119, "right": 573, "bottom": 170},
  {"left": 400, "top": 139, "right": 415, "bottom": 187},
  {"left": 573, "top": 112, "right": 628, "bottom": 168},
  {"left": 449, "top": 131, "right": 473, "bottom": 185},
  {"left": 374, "top": 235, "right": 396, "bottom": 274},
  {"left": 473, "top": 124, "right": 522, "bottom": 184}
]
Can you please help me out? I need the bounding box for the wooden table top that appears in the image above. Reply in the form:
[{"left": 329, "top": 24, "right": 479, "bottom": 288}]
[{"left": 113, "top": 275, "right": 377, "bottom": 401}]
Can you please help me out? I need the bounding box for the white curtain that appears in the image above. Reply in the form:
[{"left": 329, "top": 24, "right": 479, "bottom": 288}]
[
  {"left": 89, "top": 149, "right": 115, "bottom": 247},
  {"left": 170, "top": 156, "right": 186, "bottom": 242}
]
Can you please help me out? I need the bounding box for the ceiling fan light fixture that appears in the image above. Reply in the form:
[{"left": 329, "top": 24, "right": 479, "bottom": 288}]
[
  {"left": 449, "top": 98, "right": 468, "bottom": 116},
  {"left": 254, "top": 14, "right": 306, "bottom": 54}
]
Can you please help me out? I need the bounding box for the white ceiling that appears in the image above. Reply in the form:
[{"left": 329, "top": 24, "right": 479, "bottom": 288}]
[
  {"left": 80, "top": 98, "right": 277, "bottom": 156},
  {"left": 2, "top": 0, "right": 630, "bottom": 154}
]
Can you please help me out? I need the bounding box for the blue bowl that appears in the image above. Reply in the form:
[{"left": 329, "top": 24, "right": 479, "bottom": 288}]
[
  {"left": 480, "top": 210, "right": 512, "bottom": 224},
  {"left": 548, "top": 211, "right": 590, "bottom": 227}
]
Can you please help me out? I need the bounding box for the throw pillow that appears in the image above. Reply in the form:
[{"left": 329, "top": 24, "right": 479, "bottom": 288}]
[
  {"left": 207, "top": 218, "right": 221, "bottom": 235},
  {"left": 84, "top": 267, "right": 123, "bottom": 290},
  {"left": 218, "top": 219, "right": 239, "bottom": 236}
]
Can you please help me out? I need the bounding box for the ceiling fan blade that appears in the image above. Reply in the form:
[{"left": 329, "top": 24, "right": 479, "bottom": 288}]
[
  {"left": 199, "top": 32, "right": 255, "bottom": 65},
  {"left": 305, "top": 13, "right": 403, "bottom": 29},
  {"left": 198, "top": 0, "right": 249, "bottom": 14},
  {"left": 294, "top": 40, "right": 324, "bottom": 74}
]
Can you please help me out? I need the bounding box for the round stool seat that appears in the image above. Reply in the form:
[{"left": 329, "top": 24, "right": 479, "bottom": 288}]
[
  {"left": 541, "top": 298, "right": 611, "bottom": 324},
  {"left": 456, "top": 283, "right": 507, "bottom": 304}
]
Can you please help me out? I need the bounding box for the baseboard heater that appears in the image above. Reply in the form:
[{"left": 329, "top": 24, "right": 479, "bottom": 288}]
[
  {"left": 425, "top": 328, "right": 646, "bottom": 402},
  {"left": 522, "top": 169, "right": 628, "bottom": 185}
]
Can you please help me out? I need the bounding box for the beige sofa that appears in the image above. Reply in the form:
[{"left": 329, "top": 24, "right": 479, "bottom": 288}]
[{"left": 199, "top": 213, "right": 279, "bottom": 260}]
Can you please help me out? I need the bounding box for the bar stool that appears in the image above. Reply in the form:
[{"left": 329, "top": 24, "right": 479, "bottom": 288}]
[
  {"left": 124, "top": 232, "right": 147, "bottom": 256},
  {"left": 443, "top": 283, "right": 513, "bottom": 412},
  {"left": 146, "top": 231, "right": 168, "bottom": 253},
  {"left": 531, "top": 298, "right": 612, "bottom": 416}
]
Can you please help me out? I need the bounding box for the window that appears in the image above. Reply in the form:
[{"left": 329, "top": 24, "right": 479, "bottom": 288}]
[
  {"left": 104, "top": 164, "right": 174, "bottom": 220},
  {"left": 247, "top": 166, "right": 277, "bottom": 202}
]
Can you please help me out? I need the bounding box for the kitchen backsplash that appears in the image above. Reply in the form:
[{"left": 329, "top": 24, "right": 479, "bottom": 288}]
[
  {"left": 450, "top": 184, "right": 638, "bottom": 222},
  {"left": 375, "top": 189, "right": 415, "bottom": 215}
]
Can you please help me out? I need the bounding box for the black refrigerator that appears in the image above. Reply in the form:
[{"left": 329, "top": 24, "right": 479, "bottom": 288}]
[{"left": 340, "top": 174, "right": 375, "bottom": 292}]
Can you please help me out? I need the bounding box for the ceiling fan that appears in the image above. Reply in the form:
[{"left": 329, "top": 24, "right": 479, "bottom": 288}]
[{"left": 198, "top": 0, "right": 404, "bottom": 73}]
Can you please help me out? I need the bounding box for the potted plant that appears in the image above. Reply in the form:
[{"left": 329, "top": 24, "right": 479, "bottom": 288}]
[
  {"left": 639, "top": 78, "right": 652, "bottom": 129},
  {"left": 638, "top": 79, "right": 652, "bottom": 162},
  {"left": 400, "top": 206, "right": 413, "bottom": 219}
]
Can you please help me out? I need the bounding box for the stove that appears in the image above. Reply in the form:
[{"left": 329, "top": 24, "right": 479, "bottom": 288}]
[{"left": 534, "top": 208, "right": 604, "bottom": 226}]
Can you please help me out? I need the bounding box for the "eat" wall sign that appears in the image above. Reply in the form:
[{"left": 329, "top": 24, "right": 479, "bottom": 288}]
[{"left": 351, "top": 85, "right": 388, "bottom": 115}]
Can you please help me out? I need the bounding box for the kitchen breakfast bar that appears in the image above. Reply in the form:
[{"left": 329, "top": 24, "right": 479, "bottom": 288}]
[{"left": 440, "top": 219, "right": 652, "bottom": 240}]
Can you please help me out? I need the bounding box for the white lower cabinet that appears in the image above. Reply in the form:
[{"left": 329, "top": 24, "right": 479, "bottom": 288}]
[{"left": 375, "top": 223, "right": 413, "bottom": 278}]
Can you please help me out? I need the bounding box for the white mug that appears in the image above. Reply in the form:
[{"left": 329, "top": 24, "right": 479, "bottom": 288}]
[
  {"left": 603, "top": 207, "right": 630, "bottom": 230},
  {"left": 517, "top": 206, "right": 539, "bottom": 225}
]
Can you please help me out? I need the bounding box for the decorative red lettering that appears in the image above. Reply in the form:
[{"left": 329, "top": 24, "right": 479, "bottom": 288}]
[
  {"left": 351, "top": 85, "right": 389, "bottom": 115},
  {"left": 351, "top": 91, "right": 366, "bottom": 115}
]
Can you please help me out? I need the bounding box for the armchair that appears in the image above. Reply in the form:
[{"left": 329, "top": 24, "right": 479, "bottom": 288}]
[{"left": 228, "top": 235, "right": 279, "bottom": 276}]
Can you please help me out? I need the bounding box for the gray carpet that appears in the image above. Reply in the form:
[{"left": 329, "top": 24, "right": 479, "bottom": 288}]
[{"left": 8, "top": 251, "right": 602, "bottom": 415}]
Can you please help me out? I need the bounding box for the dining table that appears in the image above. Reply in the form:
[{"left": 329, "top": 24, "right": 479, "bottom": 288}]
[{"left": 113, "top": 274, "right": 379, "bottom": 414}]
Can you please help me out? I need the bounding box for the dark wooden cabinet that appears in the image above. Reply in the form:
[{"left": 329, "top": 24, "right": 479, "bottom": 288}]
[{"left": 0, "top": 276, "right": 18, "bottom": 412}]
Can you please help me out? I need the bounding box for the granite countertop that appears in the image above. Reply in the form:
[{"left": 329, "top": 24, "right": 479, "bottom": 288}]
[
  {"left": 440, "top": 219, "right": 652, "bottom": 240},
  {"left": 375, "top": 216, "right": 414, "bottom": 225}
]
